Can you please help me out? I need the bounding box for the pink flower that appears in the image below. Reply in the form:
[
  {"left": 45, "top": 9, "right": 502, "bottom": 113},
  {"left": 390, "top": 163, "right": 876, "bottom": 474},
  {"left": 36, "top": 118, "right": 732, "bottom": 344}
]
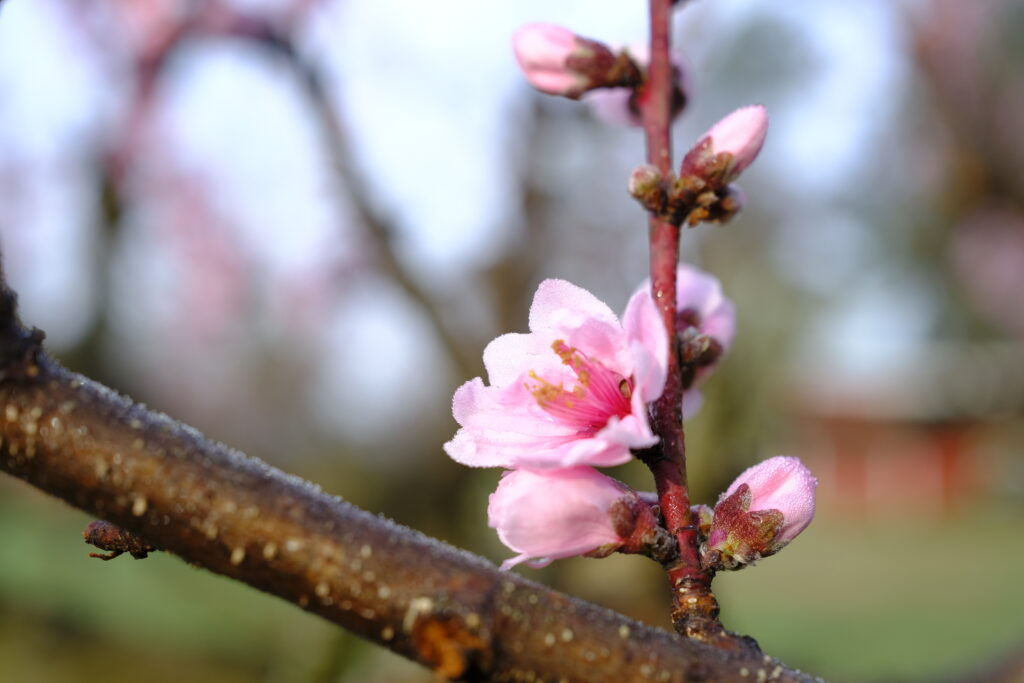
[
  {"left": 445, "top": 277, "right": 667, "bottom": 470},
  {"left": 512, "top": 23, "right": 618, "bottom": 99},
  {"left": 719, "top": 455, "right": 817, "bottom": 546},
  {"left": 488, "top": 467, "right": 635, "bottom": 569},
  {"left": 680, "top": 105, "right": 769, "bottom": 187}
]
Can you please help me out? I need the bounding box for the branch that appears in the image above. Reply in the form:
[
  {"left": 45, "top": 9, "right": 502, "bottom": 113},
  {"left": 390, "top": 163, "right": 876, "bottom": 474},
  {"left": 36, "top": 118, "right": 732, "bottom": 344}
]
[
  {"left": 637, "top": 0, "right": 719, "bottom": 638},
  {"left": 941, "top": 639, "right": 1024, "bottom": 683},
  {"left": 0, "top": 270, "right": 817, "bottom": 682}
]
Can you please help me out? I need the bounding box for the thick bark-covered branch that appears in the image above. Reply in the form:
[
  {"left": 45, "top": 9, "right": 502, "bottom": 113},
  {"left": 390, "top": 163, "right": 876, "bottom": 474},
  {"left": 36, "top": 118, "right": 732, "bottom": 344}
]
[{"left": 0, "top": 274, "right": 818, "bottom": 682}]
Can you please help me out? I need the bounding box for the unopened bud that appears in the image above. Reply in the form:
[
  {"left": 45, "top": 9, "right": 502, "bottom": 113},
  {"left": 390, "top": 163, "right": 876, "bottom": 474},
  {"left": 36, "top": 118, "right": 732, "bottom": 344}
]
[
  {"left": 692, "top": 503, "right": 714, "bottom": 537},
  {"left": 489, "top": 467, "right": 637, "bottom": 569},
  {"left": 628, "top": 164, "right": 662, "bottom": 195},
  {"left": 512, "top": 23, "right": 619, "bottom": 99},
  {"left": 608, "top": 493, "right": 676, "bottom": 564},
  {"left": 628, "top": 164, "right": 669, "bottom": 215},
  {"left": 680, "top": 105, "right": 769, "bottom": 188},
  {"left": 703, "top": 456, "right": 817, "bottom": 570}
]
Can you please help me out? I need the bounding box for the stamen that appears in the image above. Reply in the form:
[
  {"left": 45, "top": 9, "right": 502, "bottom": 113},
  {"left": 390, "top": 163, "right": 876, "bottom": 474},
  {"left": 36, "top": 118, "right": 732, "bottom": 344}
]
[
  {"left": 527, "top": 340, "right": 633, "bottom": 432},
  {"left": 619, "top": 379, "right": 632, "bottom": 400}
]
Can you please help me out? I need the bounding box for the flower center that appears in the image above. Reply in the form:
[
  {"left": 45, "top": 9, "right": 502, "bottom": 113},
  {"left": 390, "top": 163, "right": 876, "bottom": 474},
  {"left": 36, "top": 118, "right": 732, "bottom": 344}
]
[{"left": 527, "top": 340, "right": 633, "bottom": 431}]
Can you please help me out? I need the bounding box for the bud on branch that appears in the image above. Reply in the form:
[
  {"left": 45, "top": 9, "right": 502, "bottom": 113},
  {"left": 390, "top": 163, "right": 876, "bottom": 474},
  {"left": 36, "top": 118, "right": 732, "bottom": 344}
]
[
  {"left": 513, "top": 23, "right": 642, "bottom": 99},
  {"left": 680, "top": 105, "right": 769, "bottom": 189},
  {"left": 488, "top": 467, "right": 643, "bottom": 569},
  {"left": 630, "top": 106, "right": 768, "bottom": 228},
  {"left": 702, "top": 456, "right": 817, "bottom": 570}
]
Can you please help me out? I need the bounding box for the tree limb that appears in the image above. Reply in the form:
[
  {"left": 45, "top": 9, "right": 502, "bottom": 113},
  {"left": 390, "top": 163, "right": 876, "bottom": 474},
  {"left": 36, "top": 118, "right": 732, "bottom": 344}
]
[{"left": 0, "top": 270, "right": 819, "bottom": 682}]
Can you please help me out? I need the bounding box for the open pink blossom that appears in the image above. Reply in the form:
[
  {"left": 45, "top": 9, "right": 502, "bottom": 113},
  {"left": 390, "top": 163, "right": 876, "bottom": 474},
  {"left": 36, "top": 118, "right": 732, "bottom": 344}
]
[
  {"left": 512, "top": 23, "right": 618, "bottom": 99},
  {"left": 489, "top": 467, "right": 635, "bottom": 569},
  {"left": 717, "top": 455, "right": 817, "bottom": 547},
  {"left": 445, "top": 277, "right": 667, "bottom": 470},
  {"left": 680, "top": 105, "right": 769, "bottom": 187}
]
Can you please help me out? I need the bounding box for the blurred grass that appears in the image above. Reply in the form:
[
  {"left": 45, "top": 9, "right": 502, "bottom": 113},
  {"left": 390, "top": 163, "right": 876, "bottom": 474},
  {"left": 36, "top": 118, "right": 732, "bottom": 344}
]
[
  {"left": 717, "top": 505, "right": 1024, "bottom": 682},
  {"left": 2, "top": 475, "right": 1024, "bottom": 682},
  {"left": 0, "top": 477, "right": 432, "bottom": 683}
]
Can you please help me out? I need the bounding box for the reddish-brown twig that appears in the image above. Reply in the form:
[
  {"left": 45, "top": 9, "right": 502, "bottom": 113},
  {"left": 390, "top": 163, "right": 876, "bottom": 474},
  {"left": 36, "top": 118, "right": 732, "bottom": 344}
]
[{"left": 635, "top": 0, "right": 721, "bottom": 641}]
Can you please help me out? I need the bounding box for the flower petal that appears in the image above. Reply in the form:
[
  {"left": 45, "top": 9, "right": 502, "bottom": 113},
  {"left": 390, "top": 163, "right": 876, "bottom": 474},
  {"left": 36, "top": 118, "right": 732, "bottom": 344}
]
[
  {"left": 622, "top": 287, "right": 668, "bottom": 401},
  {"left": 529, "top": 279, "right": 620, "bottom": 334},
  {"left": 445, "top": 378, "right": 580, "bottom": 468},
  {"left": 488, "top": 468, "right": 629, "bottom": 569},
  {"left": 677, "top": 264, "right": 736, "bottom": 348},
  {"left": 482, "top": 332, "right": 556, "bottom": 387},
  {"left": 682, "top": 389, "right": 703, "bottom": 420}
]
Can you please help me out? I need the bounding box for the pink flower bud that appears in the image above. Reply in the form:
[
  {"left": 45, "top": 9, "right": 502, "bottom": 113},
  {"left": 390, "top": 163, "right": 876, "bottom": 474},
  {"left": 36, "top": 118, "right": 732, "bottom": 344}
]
[
  {"left": 704, "top": 105, "right": 769, "bottom": 174},
  {"left": 722, "top": 456, "right": 817, "bottom": 546},
  {"left": 680, "top": 105, "right": 769, "bottom": 187},
  {"left": 703, "top": 456, "right": 817, "bottom": 569},
  {"left": 512, "top": 23, "right": 617, "bottom": 99},
  {"left": 488, "top": 467, "right": 636, "bottom": 569}
]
